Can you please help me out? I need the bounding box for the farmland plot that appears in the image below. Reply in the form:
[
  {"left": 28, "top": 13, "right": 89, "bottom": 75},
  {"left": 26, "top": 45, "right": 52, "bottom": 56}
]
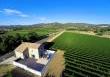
[
  {"left": 7, "top": 27, "right": 58, "bottom": 36},
  {"left": 52, "top": 32, "right": 110, "bottom": 77}
]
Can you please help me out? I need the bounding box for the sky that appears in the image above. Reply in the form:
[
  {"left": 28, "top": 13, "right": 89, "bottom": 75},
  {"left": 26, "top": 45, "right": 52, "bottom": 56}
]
[{"left": 0, "top": 0, "right": 110, "bottom": 25}]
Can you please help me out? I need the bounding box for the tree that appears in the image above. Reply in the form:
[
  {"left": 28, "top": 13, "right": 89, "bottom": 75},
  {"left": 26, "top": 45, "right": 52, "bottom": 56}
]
[
  {"left": 4, "top": 35, "right": 15, "bottom": 52},
  {"left": 28, "top": 32, "right": 39, "bottom": 42},
  {"left": 0, "top": 42, "right": 7, "bottom": 54},
  {"left": 15, "top": 33, "right": 22, "bottom": 45}
]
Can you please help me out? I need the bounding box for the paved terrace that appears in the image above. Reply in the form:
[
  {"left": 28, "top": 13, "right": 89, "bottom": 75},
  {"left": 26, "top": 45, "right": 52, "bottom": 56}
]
[
  {"left": 15, "top": 58, "right": 45, "bottom": 72},
  {"left": 15, "top": 50, "right": 55, "bottom": 72}
]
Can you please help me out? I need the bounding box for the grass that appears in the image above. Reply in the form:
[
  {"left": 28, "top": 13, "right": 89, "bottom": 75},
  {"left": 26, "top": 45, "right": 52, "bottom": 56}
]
[
  {"left": 52, "top": 32, "right": 110, "bottom": 77},
  {"left": 0, "top": 65, "right": 39, "bottom": 77},
  {"left": 11, "top": 67, "right": 39, "bottom": 77},
  {"left": 52, "top": 32, "right": 110, "bottom": 56},
  {"left": 0, "top": 64, "right": 14, "bottom": 76}
]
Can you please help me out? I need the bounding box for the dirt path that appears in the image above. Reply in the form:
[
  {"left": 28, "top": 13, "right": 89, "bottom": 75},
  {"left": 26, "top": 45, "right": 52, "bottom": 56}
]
[
  {"left": 47, "top": 30, "right": 65, "bottom": 42},
  {"left": 0, "top": 56, "right": 17, "bottom": 65},
  {"left": 36, "top": 30, "right": 65, "bottom": 44}
]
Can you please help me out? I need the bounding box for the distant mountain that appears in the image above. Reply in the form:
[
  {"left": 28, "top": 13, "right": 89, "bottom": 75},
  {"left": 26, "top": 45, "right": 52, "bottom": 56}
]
[
  {"left": 0, "top": 23, "right": 110, "bottom": 29},
  {"left": 96, "top": 24, "right": 110, "bottom": 27},
  {"left": 32, "top": 23, "right": 110, "bottom": 27}
]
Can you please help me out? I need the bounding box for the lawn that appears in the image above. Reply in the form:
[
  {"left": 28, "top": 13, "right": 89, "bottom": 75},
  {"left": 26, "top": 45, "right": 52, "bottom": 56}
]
[
  {"left": 0, "top": 64, "right": 14, "bottom": 77},
  {"left": 52, "top": 32, "right": 110, "bottom": 77}
]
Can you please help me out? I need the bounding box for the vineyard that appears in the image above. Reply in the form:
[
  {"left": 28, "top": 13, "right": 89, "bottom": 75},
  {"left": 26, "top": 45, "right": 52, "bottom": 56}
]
[{"left": 52, "top": 32, "right": 110, "bottom": 77}]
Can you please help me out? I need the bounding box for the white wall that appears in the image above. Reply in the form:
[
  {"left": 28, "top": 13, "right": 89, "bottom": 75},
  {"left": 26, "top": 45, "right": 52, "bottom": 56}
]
[
  {"left": 15, "top": 51, "right": 24, "bottom": 59},
  {"left": 15, "top": 48, "right": 39, "bottom": 59},
  {"left": 28, "top": 48, "right": 39, "bottom": 59},
  {"left": 47, "top": 50, "right": 55, "bottom": 54}
]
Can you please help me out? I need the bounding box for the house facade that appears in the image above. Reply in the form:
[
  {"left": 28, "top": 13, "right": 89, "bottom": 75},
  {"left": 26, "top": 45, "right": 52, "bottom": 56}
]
[
  {"left": 13, "top": 42, "right": 55, "bottom": 76},
  {"left": 14, "top": 42, "right": 45, "bottom": 59}
]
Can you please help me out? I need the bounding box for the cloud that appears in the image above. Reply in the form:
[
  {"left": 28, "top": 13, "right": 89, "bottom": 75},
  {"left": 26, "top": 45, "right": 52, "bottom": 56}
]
[
  {"left": 38, "top": 17, "right": 47, "bottom": 21},
  {"left": 0, "top": 8, "right": 29, "bottom": 17}
]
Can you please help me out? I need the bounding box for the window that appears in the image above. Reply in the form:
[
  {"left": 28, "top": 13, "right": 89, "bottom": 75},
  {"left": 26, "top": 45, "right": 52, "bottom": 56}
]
[{"left": 32, "top": 55, "right": 35, "bottom": 58}]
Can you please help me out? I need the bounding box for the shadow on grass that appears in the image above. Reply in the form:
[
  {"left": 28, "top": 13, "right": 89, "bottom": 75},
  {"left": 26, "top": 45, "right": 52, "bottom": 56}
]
[
  {"left": 42, "top": 42, "right": 55, "bottom": 50},
  {"left": 45, "top": 71, "right": 65, "bottom": 77},
  {"left": 45, "top": 73, "right": 56, "bottom": 77}
]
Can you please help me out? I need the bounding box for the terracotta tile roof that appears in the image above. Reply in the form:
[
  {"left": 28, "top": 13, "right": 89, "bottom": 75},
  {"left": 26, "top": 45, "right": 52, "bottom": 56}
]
[{"left": 14, "top": 42, "right": 41, "bottom": 53}]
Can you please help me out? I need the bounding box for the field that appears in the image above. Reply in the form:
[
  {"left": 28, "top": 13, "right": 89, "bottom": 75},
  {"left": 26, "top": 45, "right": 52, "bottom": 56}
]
[
  {"left": 52, "top": 32, "right": 110, "bottom": 77},
  {"left": 6, "top": 27, "right": 58, "bottom": 36}
]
